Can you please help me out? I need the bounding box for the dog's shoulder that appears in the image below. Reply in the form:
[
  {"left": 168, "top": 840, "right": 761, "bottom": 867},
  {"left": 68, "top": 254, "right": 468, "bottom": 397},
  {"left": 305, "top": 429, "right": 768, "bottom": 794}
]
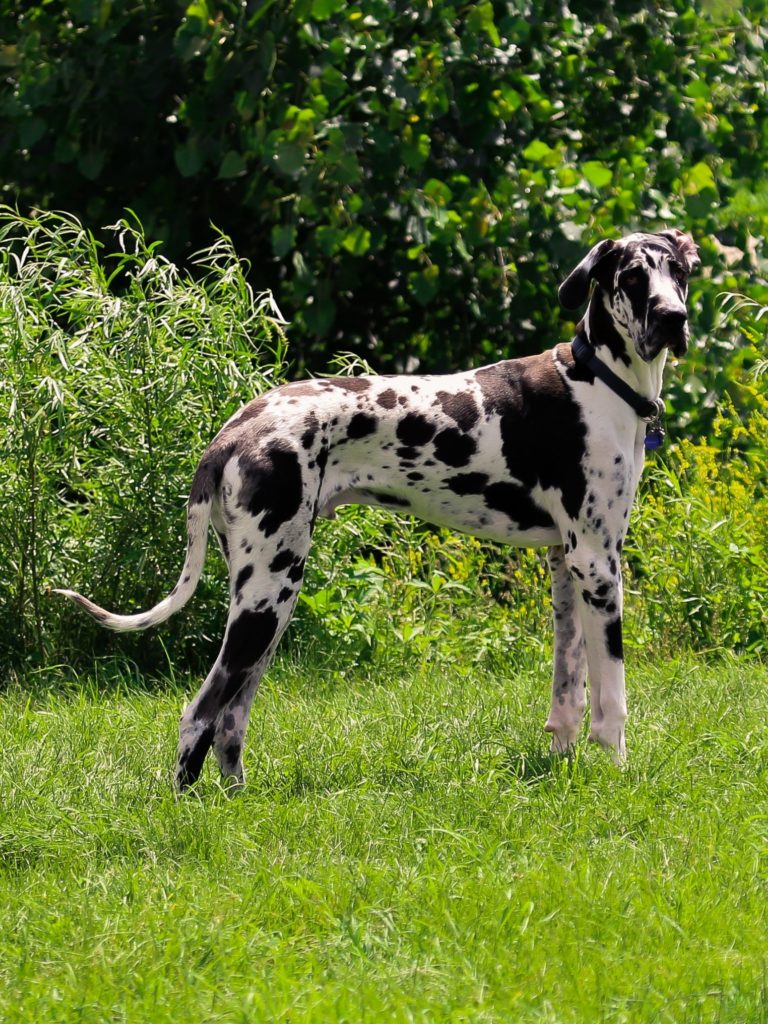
[{"left": 472, "top": 347, "right": 578, "bottom": 416}]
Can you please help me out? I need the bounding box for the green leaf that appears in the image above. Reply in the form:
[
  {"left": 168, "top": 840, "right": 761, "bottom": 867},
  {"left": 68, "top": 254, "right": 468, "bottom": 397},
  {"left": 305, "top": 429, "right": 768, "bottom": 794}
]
[
  {"left": 271, "top": 225, "right": 296, "bottom": 259},
  {"left": 683, "top": 161, "right": 718, "bottom": 196},
  {"left": 304, "top": 295, "right": 336, "bottom": 334},
  {"left": 53, "top": 137, "right": 78, "bottom": 164},
  {"left": 581, "top": 161, "right": 613, "bottom": 189},
  {"left": 423, "top": 179, "right": 453, "bottom": 205},
  {"left": 498, "top": 84, "right": 522, "bottom": 112},
  {"left": 310, "top": 0, "right": 345, "bottom": 19},
  {"left": 522, "top": 140, "right": 556, "bottom": 163},
  {"left": 401, "top": 132, "right": 431, "bottom": 171},
  {"left": 316, "top": 226, "right": 342, "bottom": 256},
  {"left": 174, "top": 141, "right": 203, "bottom": 178},
  {"left": 410, "top": 264, "right": 440, "bottom": 305},
  {"left": 218, "top": 150, "right": 247, "bottom": 179},
  {"left": 19, "top": 117, "right": 46, "bottom": 148},
  {"left": 274, "top": 140, "right": 305, "bottom": 176},
  {"left": 340, "top": 225, "right": 371, "bottom": 256},
  {"left": 466, "top": 1, "right": 501, "bottom": 46},
  {"left": 185, "top": 0, "right": 210, "bottom": 18},
  {"left": 78, "top": 149, "right": 105, "bottom": 181}
]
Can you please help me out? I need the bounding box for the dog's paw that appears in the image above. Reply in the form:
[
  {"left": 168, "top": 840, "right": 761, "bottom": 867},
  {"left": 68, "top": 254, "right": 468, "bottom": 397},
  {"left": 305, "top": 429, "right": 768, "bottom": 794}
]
[
  {"left": 544, "top": 720, "right": 581, "bottom": 754},
  {"left": 588, "top": 726, "right": 627, "bottom": 766}
]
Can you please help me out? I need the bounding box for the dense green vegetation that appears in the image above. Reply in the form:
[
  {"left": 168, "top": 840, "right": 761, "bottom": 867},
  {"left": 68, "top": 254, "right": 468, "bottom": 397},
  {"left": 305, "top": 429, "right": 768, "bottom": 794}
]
[
  {"left": 3, "top": 1, "right": 767, "bottom": 407},
  {"left": 2, "top": 209, "right": 767, "bottom": 670}
]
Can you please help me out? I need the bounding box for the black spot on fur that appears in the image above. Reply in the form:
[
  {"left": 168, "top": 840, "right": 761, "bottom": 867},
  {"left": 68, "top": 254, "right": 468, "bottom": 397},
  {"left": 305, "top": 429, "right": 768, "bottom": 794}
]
[
  {"left": 621, "top": 265, "right": 650, "bottom": 324},
  {"left": 287, "top": 558, "right": 305, "bottom": 584},
  {"left": 280, "top": 382, "right": 320, "bottom": 398},
  {"left": 484, "top": 482, "right": 554, "bottom": 530},
  {"left": 407, "top": 471, "right": 424, "bottom": 481},
  {"left": 236, "top": 397, "right": 268, "bottom": 423},
  {"left": 302, "top": 413, "right": 319, "bottom": 442},
  {"left": 221, "top": 608, "right": 280, "bottom": 699},
  {"left": 587, "top": 293, "right": 630, "bottom": 365},
  {"left": 348, "top": 412, "right": 377, "bottom": 439},
  {"left": 397, "top": 413, "right": 436, "bottom": 447},
  {"left": 177, "top": 723, "right": 215, "bottom": 789},
  {"left": 605, "top": 616, "right": 623, "bottom": 660},
  {"left": 239, "top": 443, "right": 303, "bottom": 538},
  {"left": 475, "top": 356, "right": 588, "bottom": 520},
  {"left": 277, "top": 587, "right": 293, "bottom": 603},
  {"left": 371, "top": 492, "right": 411, "bottom": 508},
  {"left": 433, "top": 428, "right": 476, "bottom": 468},
  {"left": 447, "top": 472, "right": 489, "bottom": 495},
  {"left": 189, "top": 441, "right": 236, "bottom": 505},
  {"left": 270, "top": 549, "right": 296, "bottom": 573},
  {"left": 397, "top": 446, "right": 419, "bottom": 461},
  {"left": 435, "top": 391, "right": 480, "bottom": 432},
  {"left": 235, "top": 565, "right": 254, "bottom": 594},
  {"left": 215, "top": 531, "right": 230, "bottom": 561},
  {"left": 582, "top": 588, "right": 609, "bottom": 611},
  {"left": 222, "top": 742, "right": 241, "bottom": 770}
]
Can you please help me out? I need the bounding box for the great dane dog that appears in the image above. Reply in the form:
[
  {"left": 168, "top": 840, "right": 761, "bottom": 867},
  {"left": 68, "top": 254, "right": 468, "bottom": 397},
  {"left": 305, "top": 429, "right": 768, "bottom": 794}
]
[{"left": 56, "top": 229, "right": 699, "bottom": 789}]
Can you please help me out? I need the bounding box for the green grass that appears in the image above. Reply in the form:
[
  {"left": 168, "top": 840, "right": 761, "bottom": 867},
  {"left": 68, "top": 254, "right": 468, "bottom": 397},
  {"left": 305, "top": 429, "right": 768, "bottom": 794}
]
[{"left": 2, "top": 650, "right": 766, "bottom": 1022}]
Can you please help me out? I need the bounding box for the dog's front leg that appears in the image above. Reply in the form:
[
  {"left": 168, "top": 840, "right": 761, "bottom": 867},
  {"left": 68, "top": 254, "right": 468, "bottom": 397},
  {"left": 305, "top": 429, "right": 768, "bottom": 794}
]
[
  {"left": 544, "top": 545, "right": 587, "bottom": 752},
  {"left": 565, "top": 546, "right": 627, "bottom": 762}
]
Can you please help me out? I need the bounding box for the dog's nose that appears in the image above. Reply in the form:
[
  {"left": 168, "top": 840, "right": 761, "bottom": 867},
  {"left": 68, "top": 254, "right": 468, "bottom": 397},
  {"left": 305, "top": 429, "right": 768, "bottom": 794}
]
[{"left": 653, "top": 307, "right": 687, "bottom": 331}]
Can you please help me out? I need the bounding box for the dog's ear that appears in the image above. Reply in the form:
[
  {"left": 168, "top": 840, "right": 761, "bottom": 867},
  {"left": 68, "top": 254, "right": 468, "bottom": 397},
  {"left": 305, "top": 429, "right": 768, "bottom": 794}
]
[
  {"left": 558, "top": 238, "right": 618, "bottom": 310},
  {"left": 658, "top": 228, "right": 700, "bottom": 274}
]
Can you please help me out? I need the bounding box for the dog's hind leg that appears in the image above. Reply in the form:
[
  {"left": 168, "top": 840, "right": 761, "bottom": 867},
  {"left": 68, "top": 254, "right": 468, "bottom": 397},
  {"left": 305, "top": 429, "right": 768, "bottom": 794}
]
[
  {"left": 544, "top": 545, "right": 587, "bottom": 752},
  {"left": 212, "top": 681, "right": 259, "bottom": 788},
  {"left": 175, "top": 523, "right": 311, "bottom": 791}
]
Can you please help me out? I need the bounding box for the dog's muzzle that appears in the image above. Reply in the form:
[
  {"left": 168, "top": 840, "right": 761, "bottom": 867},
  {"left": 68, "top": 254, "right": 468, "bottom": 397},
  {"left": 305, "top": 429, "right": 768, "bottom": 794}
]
[{"left": 642, "top": 307, "right": 689, "bottom": 360}]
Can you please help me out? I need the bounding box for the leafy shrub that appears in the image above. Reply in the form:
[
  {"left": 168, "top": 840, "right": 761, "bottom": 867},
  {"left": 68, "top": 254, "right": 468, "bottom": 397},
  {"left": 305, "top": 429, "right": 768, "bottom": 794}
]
[
  {"left": 624, "top": 300, "right": 768, "bottom": 657},
  {"left": 2, "top": 0, "right": 768, "bottom": 438},
  {"left": 0, "top": 208, "right": 287, "bottom": 667}
]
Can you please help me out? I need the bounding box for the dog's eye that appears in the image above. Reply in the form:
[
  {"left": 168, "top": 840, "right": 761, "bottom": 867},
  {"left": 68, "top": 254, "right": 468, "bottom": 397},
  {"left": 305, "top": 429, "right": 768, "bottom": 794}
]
[
  {"left": 671, "top": 264, "right": 688, "bottom": 287},
  {"left": 622, "top": 271, "right": 641, "bottom": 288}
]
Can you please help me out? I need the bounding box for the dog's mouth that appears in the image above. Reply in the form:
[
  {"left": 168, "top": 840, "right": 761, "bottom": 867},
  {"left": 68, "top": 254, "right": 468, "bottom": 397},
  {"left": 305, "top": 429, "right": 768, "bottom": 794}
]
[{"left": 639, "top": 318, "right": 689, "bottom": 362}]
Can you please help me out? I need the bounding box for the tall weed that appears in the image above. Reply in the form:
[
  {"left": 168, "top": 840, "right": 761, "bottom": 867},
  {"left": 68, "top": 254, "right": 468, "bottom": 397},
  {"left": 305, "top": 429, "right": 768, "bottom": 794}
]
[{"left": 0, "top": 209, "right": 286, "bottom": 666}]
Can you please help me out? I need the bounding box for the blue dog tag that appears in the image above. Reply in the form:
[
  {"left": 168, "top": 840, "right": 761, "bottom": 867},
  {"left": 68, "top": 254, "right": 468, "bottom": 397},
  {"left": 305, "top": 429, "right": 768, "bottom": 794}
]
[{"left": 644, "top": 425, "right": 665, "bottom": 450}]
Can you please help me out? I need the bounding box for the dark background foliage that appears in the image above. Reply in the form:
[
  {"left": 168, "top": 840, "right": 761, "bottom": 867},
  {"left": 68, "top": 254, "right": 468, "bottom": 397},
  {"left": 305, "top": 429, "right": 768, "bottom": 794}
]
[{"left": 2, "top": 1, "right": 767, "bottom": 397}]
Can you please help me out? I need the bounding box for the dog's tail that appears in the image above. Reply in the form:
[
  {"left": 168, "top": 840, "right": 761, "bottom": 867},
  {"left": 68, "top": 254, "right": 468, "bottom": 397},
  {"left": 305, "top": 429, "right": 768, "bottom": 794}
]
[{"left": 53, "top": 464, "right": 216, "bottom": 633}]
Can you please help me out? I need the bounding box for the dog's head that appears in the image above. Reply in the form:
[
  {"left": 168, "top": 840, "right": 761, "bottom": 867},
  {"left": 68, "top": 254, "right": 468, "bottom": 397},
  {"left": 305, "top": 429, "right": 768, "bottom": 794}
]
[{"left": 559, "top": 229, "right": 699, "bottom": 362}]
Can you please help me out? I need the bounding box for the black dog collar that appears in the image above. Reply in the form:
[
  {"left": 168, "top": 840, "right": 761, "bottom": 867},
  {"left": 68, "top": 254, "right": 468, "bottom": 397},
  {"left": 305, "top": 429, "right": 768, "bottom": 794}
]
[{"left": 571, "top": 334, "right": 666, "bottom": 449}]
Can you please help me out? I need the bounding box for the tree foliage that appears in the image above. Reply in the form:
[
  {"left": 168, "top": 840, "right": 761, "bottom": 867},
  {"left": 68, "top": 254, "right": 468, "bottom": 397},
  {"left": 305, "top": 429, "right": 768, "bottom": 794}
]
[{"left": 2, "top": 1, "right": 768, "bottom": 406}]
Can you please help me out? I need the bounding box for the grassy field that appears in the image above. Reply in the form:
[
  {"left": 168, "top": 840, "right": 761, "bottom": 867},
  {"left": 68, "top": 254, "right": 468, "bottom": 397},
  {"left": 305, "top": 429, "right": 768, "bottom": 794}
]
[{"left": 2, "top": 649, "right": 766, "bottom": 1023}]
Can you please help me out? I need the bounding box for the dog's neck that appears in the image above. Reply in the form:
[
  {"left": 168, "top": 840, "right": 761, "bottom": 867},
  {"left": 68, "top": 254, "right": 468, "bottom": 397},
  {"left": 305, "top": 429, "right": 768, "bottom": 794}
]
[{"left": 582, "top": 292, "right": 668, "bottom": 405}]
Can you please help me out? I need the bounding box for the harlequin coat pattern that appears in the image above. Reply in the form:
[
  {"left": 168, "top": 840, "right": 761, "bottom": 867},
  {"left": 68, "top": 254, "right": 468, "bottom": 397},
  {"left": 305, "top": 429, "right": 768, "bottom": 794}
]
[{"left": 56, "top": 229, "right": 699, "bottom": 790}]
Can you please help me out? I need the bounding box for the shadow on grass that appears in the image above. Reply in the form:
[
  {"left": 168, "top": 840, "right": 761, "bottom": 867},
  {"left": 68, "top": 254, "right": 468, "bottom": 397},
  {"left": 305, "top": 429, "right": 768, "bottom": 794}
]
[{"left": 500, "top": 746, "right": 578, "bottom": 786}]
